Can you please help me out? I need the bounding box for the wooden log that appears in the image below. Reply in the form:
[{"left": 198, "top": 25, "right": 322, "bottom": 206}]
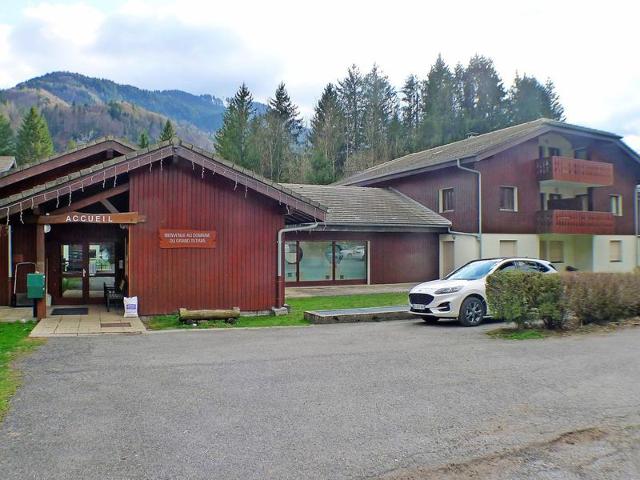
[{"left": 179, "top": 307, "right": 240, "bottom": 321}]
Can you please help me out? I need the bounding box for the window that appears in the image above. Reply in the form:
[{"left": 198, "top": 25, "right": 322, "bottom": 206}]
[
  {"left": 499, "top": 186, "right": 517, "bottom": 211},
  {"left": 497, "top": 261, "right": 517, "bottom": 272},
  {"left": 547, "top": 193, "right": 562, "bottom": 210},
  {"left": 519, "top": 260, "right": 550, "bottom": 273},
  {"left": 499, "top": 240, "right": 517, "bottom": 257},
  {"left": 549, "top": 241, "right": 564, "bottom": 263},
  {"left": 609, "top": 240, "right": 622, "bottom": 262},
  {"left": 610, "top": 195, "right": 623, "bottom": 216},
  {"left": 548, "top": 147, "right": 561, "bottom": 157},
  {"left": 439, "top": 188, "right": 454, "bottom": 212},
  {"left": 576, "top": 194, "right": 589, "bottom": 211}
]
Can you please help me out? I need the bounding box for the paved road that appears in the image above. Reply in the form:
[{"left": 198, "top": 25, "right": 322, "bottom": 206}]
[{"left": 1, "top": 320, "right": 639, "bottom": 479}]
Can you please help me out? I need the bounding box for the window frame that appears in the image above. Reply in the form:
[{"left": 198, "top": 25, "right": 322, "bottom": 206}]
[
  {"left": 499, "top": 186, "right": 518, "bottom": 212},
  {"left": 609, "top": 194, "right": 623, "bottom": 217},
  {"left": 439, "top": 187, "right": 455, "bottom": 213},
  {"left": 609, "top": 240, "right": 622, "bottom": 263}
]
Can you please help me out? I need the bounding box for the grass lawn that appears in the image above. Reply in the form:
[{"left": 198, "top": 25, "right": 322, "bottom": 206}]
[
  {"left": 487, "top": 317, "right": 640, "bottom": 340},
  {"left": 0, "top": 322, "right": 44, "bottom": 421},
  {"left": 146, "top": 292, "right": 408, "bottom": 330},
  {"left": 487, "top": 328, "right": 549, "bottom": 340}
]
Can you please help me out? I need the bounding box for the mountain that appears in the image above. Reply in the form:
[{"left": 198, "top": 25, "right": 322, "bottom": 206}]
[{"left": 0, "top": 72, "right": 267, "bottom": 151}]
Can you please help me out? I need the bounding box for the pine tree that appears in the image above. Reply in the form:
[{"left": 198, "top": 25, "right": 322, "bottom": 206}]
[
  {"left": 360, "top": 64, "right": 397, "bottom": 167},
  {"left": 254, "top": 83, "right": 302, "bottom": 181},
  {"left": 400, "top": 74, "right": 422, "bottom": 153},
  {"left": 158, "top": 120, "right": 176, "bottom": 141},
  {"left": 138, "top": 131, "right": 150, "bottom": 148},
  {"left": 15, "top": 107, "right": 54, "bottom": 165},
  {"left": 460, "top": 55, "right": 507, "bottom": 134},
  {"left": 308, "top": 83, "right": 345, "bottom": 183},
  {"left": 507, "top": 74, "right": 565, "bottom": 124},
  {"left": 0, "top": 115, "right": 15, "bottom": 156},
  {"left": 215, "top": 83, "right": 260, "bottom": 171},
  {"left": 544, "top": 79, "right": 565, "bottom": 121},
  {"left": 421, "top": 55, "right": 457, "bottom": 148},
  {"left": 337, "top": 65, "right": 365, "bottom": 163}
]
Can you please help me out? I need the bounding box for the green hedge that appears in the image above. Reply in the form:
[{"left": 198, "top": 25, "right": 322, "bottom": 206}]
[
  {"left": 487, "top": 271, "right": 640, "bottom": 329},
  {"left": 486, "top": 271, "right": 564, "bottom": 329},
  {"left": 562, "top": 272, "right": 640, "bottom": 324}
]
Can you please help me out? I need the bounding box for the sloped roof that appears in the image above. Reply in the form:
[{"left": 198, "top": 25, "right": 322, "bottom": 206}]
[
  {"left": 0, "top": 136, "right": 136, "bottom": 181},
  {"left": 0, "top": 138, "right": 327, "bottom": 223},
  {"left": 282, "top": 183, "right": 450, "bottom": 229},
  {"left": 0, "top": 156, "right": 16, "bottom": 173},
  {"left": 336, "top": 118, "right": 634, "bottom": 186}
]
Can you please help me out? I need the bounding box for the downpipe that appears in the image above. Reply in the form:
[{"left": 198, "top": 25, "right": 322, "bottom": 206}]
[
  {"left": 276, "top": 222, "right": 318, "bottom": 307},
  {"left": 456, "top": 159, "right": 482, "bottom": 258}
]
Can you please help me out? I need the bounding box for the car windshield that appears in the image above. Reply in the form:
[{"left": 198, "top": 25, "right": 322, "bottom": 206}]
[{"left": 445, "top": 259, "right": 501, "bottom": 280}]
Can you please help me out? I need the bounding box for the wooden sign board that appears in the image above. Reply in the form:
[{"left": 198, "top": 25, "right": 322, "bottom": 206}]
[
  {"left": 38, "top": 211, "right": 145, "bottom": 224},
  {"left": 159, "top": 229, "right": 216, "bottom": 249}
]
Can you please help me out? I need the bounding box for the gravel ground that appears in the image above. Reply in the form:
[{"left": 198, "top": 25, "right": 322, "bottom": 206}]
[{"left": 1, "top": 320, "right": 639, "bottom": 479}]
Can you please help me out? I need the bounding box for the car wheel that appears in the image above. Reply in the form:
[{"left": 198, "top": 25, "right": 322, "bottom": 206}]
[
  {"left": 421, "top": 315, "right": 438, "bottom": 324},
  {"left": 458, "top": 297, "right": 486, "bottom": 327}
]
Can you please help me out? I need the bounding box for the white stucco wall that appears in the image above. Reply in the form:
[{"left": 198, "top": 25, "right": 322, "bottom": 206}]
[
  {"left": 592, "top": 235, "right": 638, "bottom": 272},
  {"left": 480, "top": 234, "right": 540, "bottom": 259},
  {"left": 439, "top": 234, "right": 479, "bottom": 277}
]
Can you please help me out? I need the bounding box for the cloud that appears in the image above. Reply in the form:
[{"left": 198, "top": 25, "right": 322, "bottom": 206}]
[{"left": 0, "top": 0, "right": 639, "bottom": 144}]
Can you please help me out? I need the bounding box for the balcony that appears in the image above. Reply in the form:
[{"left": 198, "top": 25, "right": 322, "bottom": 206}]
[
  {"left": 536, "top": 156, "right": 613, "bottom": 186},
  {"left": 536, "top": 210, "right": 615, "bottom": 235}
]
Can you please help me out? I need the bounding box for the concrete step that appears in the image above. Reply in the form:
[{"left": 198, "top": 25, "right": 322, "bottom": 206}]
[{"left": 304, "top": 305, "right": 413, "bottom": 324}]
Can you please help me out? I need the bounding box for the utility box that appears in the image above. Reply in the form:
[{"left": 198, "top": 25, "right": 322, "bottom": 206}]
[{"left": 26, "top": 273, "right": 46, "bottom": 299}]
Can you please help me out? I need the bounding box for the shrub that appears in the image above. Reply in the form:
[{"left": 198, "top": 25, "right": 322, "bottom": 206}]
[
  {"left": 562, "top": 272, "right": 640, "bottom": 324},
  {"left": 486, "top": 271, "right": 564, "bottom": 329}
]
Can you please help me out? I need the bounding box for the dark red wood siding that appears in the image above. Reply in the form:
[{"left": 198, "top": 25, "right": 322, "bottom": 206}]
[
  {"left": 285, "top": 230, "right": 439, "bottom": 284},
  {"left": 0, "top": 223, "right": 36, "bottom": 306},
  {"left": 128, "top": 160, "right": 284, "bottom": 315},
  {"left": 375, "top": 166, "right": 478, "bottom": 233},
  {"left": 0, "top": 226, "right": 8, "bottom": 305}
]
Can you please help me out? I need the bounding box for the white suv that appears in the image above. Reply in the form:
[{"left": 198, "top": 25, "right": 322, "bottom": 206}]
[{"left": 408, "top": 258, "right": 557, "bottom": 326}]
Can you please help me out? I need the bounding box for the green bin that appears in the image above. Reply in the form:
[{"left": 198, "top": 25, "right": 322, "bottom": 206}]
[{"left": 26, "top": 273, "right": 46, "bottom": 299}]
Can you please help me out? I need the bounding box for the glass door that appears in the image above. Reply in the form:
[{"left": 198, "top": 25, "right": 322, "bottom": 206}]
[
  {"left": 60, "top": 243, "right": 86, "bottom": 303},
  {"left": 88, "top": 243, "right": 116, "bottom": 301},
  {"left": 60, "top": 242, "right": 117, "bottom": 303}
]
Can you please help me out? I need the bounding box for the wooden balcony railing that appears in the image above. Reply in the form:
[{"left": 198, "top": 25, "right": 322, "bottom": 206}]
[
  {"left": 536, "top": 156, "right": 613, "bottom": 186},
  {"left": 536, "top": 210, "right": 615, "bottom": 235}
]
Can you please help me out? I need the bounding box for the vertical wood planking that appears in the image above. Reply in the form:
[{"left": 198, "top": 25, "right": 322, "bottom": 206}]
[{"left": 128, "top": 160, "right": 283, "bottom": 315}]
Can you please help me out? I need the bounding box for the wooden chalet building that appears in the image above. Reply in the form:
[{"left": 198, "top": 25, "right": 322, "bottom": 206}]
[
  {"left": 337, "top": 118, "right": 640, "bottom": 276},
  {"left": 0, "top": 137, "right": 449, "bottom": 318}
]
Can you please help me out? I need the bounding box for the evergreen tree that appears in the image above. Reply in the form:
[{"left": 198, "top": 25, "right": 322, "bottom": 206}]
[
  {"left": 15, "top": 107, "right": 54, "bottom": 165},
  {"left": 138, "top": 131, "right": 150, "bottom": 148},
  {"left": 421, "top": 55, "right": 457, "bottom": 148},
  {"left": 215, "top": 83, "right": 260, "bottom": 171},
  {"left": 544, "top": 79, "right": 565, "bottom": 121},
  {"left": 0, "top": 115, "right": 15, "bottom": 156},
  {"left": 308, "top": 83, "right": 346, "bottom": 183},
  {"left": 337, "top": 65, "right": 365, "bottom": 162},
  {"left": 254, "top": 83, "right": 302, "bottom": 181},
  {"left": 400, "top": 74, "right": 422, "bottom": 153},
  {"left": 158, "top": 119, "right": 176, "bottom": 141},
  {"left": 507, "top": 74, "right": 565, "bottom": 124},
  {"left": 460, "top": 55, "right": 507, "bottom": 134},
  {"left": 360, "top": 64, "right": 397, "bottom": 167}
]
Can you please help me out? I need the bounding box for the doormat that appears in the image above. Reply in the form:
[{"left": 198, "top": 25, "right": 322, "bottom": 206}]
[
  {"left": 101, "top": 322, "right": 131, "bottom": 328},
  {"left": 50, "top": 307, "right": 89, "bottom": 315}
]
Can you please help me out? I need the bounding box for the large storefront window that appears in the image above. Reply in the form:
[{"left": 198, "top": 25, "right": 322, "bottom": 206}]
[
  {"left": 335, "top": 241, "right": 367, "bottom": 280},
  {"left": 299, "top": 241, "right": 333, "bottom": 281},
  {"left": 286, "top": 240, "right": 367, "bottom": 283}
]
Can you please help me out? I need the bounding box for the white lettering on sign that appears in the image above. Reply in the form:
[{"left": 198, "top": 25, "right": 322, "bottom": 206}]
[
  {"left": 158, "top": 229, "right": 216, "bottom": 248},
  {"left": 65, "top": 214, "right": 114, "bottom": 223}
]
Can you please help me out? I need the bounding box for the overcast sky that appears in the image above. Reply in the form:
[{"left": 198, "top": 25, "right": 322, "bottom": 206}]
[{"left": 1, "top": 0, "right": 639, "bottom": 150}]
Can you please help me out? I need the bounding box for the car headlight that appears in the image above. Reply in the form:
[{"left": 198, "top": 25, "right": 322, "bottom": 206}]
[{"left": 434, "top": 286, "right": 463, "bottom": 295}]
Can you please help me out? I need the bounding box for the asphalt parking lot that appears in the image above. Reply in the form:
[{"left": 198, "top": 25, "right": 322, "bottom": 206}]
[{"left": 1, "top": 320, "right": 639, "bottom": 479}]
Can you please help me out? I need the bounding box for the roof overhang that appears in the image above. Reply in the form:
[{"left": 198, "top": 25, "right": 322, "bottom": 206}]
[
  {"left": 294, "top": 223, "right": 450, "bottom": 233},
  {"left": 0, "top": 140, "right": 328, "bottom": 223}
]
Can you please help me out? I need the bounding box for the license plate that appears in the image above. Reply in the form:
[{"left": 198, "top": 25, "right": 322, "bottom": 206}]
[{"left": 412, "top": 304, "right": 426, "bottom": 310}]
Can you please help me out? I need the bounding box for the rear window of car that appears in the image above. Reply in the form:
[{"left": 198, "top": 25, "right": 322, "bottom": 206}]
[{"left": 519, "top": 261, "right": 550, "bottom": 272}]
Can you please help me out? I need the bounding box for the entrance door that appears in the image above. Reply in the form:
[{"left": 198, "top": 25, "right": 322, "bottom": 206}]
[{"left": 60, "top": 242, "right": 117, "bottom": 304}]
